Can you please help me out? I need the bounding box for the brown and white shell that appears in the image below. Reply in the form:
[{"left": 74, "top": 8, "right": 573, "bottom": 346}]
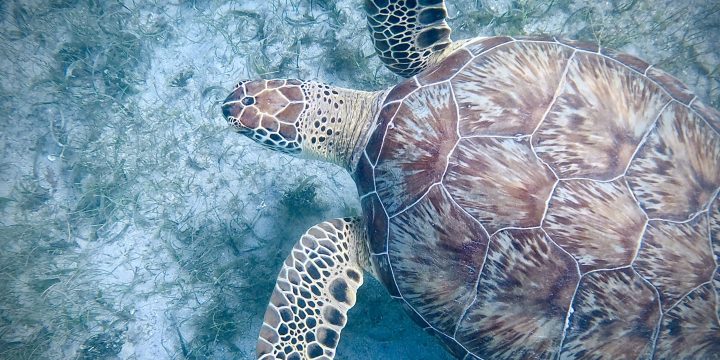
[{"left": 353, "top": 36, "right": 720, "bottom": 359}]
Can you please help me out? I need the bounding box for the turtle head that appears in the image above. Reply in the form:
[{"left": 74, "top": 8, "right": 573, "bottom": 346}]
[
  {"left": 223, "top": 79, "right": 385, "bottom": 169},
  {"left": 221, "top": 79, "right": 306, "bottom": 155}
]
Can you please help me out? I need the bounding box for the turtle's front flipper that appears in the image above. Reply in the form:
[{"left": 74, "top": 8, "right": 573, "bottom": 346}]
[
  {"left": 257, "top": 218, "right": 368, "bottom": 360},
  {"left": 365, "top": 0, "right": 452, "bottom": 77}
]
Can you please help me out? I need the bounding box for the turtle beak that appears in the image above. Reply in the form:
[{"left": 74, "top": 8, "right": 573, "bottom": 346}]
[
  {"left": 221, "top": 88, "right": 255, "bottom": 136},
  {"left": 221, "top": 88, "right": 245, "bottom": 120}
]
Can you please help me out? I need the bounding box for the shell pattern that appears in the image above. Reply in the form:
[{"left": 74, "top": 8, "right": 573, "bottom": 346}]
[{"left": 353, "top": 36, "right": 720, "bottom": 359}]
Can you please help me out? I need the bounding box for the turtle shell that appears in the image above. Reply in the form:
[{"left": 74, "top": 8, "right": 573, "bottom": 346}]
[{"left": 353, "top": 36, "right": 720, "bottom": 359}]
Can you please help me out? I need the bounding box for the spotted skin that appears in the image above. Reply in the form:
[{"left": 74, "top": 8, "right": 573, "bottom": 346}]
[
  {"left": 222, "top": 80, "right": 384, "bottom": 169},
  {"left": 355, "top": 36, "right": 720, "bottom": 359},
  {"left": 257, "top": 218, "right": 367, "bottom": 360},
  {"left": 364, "top": 0, "right": 451, "bottom": 77}
]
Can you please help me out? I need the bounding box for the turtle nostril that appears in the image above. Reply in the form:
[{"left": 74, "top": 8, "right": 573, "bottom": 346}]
[{"left": 241, "top": 96, "right": 255, "bottom": 106}]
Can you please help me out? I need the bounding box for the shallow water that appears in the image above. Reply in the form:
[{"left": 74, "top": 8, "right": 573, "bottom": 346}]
[{"left": 0, "top": 0, "right": 718, "bottom": 359}]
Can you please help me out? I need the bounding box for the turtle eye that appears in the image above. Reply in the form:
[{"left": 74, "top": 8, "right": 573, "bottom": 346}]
[{"left": 241, "top": 96, "right": 255, "bottom": 106}]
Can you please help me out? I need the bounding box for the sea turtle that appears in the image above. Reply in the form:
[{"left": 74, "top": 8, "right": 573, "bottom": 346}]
[{"left": 221, "top": 1, "right": 720, "bottom": 359}]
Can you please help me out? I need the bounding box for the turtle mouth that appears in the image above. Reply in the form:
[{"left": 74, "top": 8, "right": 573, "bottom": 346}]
[
  {"left": 223, "top": 112, "right": 253, "bottom": 135},
  {"left": 222, "top": 88, "right": 259, "bottom": 137},
  {"left": 221, "top": 102, "right": 247, "bottom": 130},
  {"left": 234, "top": 124, "right": 253, "bottom": 135}
]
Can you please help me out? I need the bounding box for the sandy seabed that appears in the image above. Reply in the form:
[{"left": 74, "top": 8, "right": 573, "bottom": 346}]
[{"left": 0, "top": 0, "right": 717, "bottom": 359}]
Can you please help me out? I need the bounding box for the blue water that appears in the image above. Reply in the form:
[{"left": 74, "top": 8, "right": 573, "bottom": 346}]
[{"left": 0, "top": 0, "right": 717, "bottom": 359}]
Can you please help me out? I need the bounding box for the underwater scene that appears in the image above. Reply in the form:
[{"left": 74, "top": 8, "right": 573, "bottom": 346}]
[{"left": 1, "top": 0, "right": 719, "bottom": 359}]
